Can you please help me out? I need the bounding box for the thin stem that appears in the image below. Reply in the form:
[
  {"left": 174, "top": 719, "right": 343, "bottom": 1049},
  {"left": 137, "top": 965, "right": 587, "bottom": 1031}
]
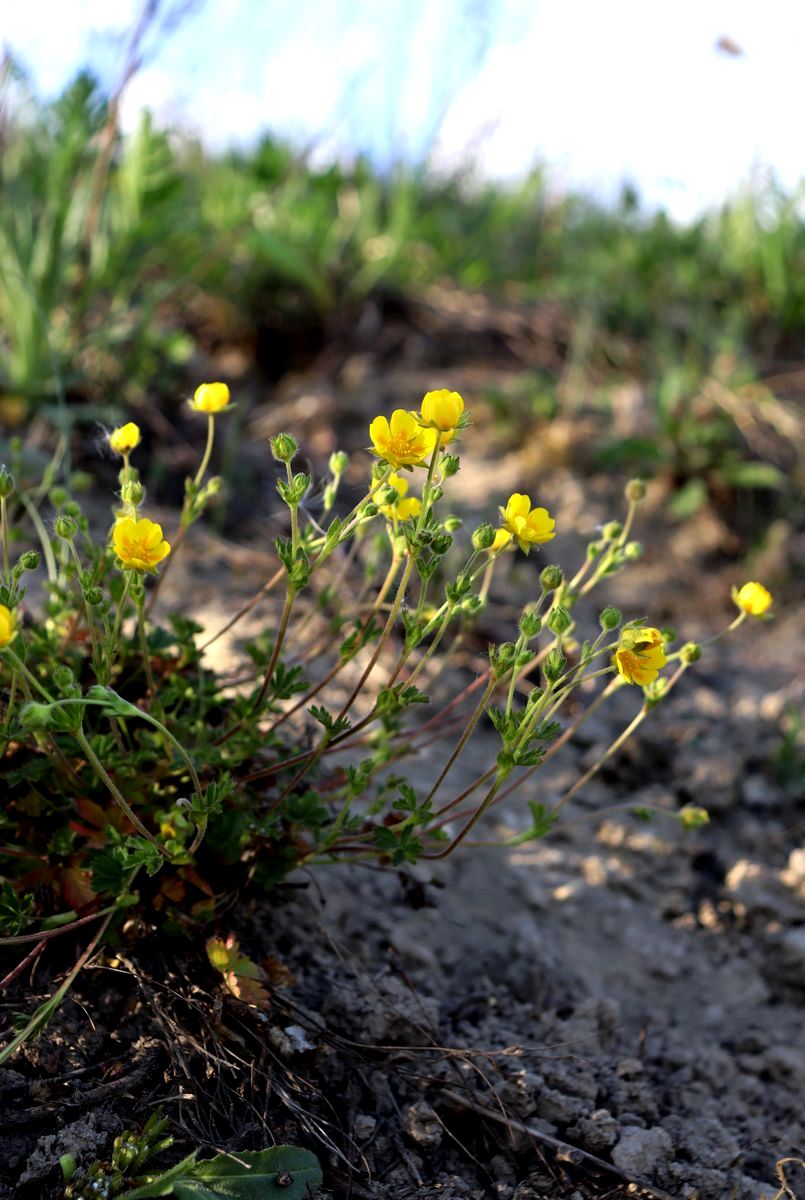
[
  {"left": 424, "top": 675, "right": 497, "bottom": 807},
  {"left": 193, "top": 414, "right": 216, "bottom": 490},
  {"left": 74, "top": 727, "right": 169, "bottom": 856},
  {"left": 0, "top": 496, "right": 9, "bottom": 584},
  {"left": 251, "top": 586, "right": 296, "bottom": 713},
  {"left": 199, "top": 565, "right": 285, "bottom": 653},
  {"left": 136, "top": 595, "right": 156, "bottom": 699}
]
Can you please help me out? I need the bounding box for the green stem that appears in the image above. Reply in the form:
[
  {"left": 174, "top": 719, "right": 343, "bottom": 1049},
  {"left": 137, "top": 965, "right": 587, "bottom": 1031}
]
[{"left": 74, "top": 726, "right": 170, "bottom": 856}]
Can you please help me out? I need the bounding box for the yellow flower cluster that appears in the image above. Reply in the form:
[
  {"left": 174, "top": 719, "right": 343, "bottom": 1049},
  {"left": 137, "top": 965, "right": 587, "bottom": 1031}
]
[
  {"left": 0, "top": 604, "right": 16, "bottom": 648},
  {"left": 113, "top": 517, "right": 171, "bottom": 572},
  {"left": 613, "top": 627, "right": 667, "bottom": 686}
]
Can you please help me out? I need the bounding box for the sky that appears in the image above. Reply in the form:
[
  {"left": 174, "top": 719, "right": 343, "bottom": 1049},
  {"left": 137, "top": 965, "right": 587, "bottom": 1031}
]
[{"left": 3, "top": 0, "right": 803, "bottom": 221}]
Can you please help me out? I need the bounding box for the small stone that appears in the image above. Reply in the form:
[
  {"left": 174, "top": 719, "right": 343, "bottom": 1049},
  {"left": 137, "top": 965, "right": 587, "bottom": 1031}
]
[
  {"left": 537, "top": 1086, "right": 583, "bottom": 1125},
  {"left": 611, "top": 1125, "right": 673, "bottom": 1177},
  {"left": 616, "top": 1057, "right": 644, "bottom": 1078},
  {"left": 572, "top": 1107, "right": 619, "bottom": 1152},
  {"left": 353, "top": 1114, "right": 376, "bottom": 1142},
  {"left": 742, "top": 774, "right": 781, "bottom": 809},
  {"left": 403, "top": 1100, "right": 442, "bottom": 1150}
]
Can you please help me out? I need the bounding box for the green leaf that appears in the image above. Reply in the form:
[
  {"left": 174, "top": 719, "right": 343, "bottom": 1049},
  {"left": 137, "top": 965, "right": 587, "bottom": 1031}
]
[
  {"left": 173, "top": 1146, "right": 322, "bottom": 1199},
  {"left": 118, "top": 1153, "right": 200, "bottom": 1199},
  {"left": 0, "top": 882, "right": 35, "bottom": 937}
]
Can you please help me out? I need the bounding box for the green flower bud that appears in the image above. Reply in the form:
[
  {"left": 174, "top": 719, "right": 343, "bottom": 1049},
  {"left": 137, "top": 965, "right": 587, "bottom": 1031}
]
[
  {"left": 547, "top": 605, "right": 572, "bottom": 635},
  {"left": 540, "top": 564, "right": 564, "bottom": 592},
  {"left": 680, "top": 640, "right": 702, "bottom": 663},
  {"left": 363, "top": 503, "right": 379, "bottom": 517},
  {"left": 0, "top": 468, "right": 14, "bottom": 499},
  {"left": 441, "top": 454, "right": 460, "bottom": 477},
  {"left": 19, "top": 702, "right": 53, "bottom": 730},
  {"left": 270, "top": 433, "right": 298, "bottom": 463},
  {"left": 69, "top": 471, "right": 93, "bottom": 493},
  {"left": 603, "top": 521, "right": 622, "bottom": 540},
  {"left": 626, "top": 478, "right": 646, "bottom": 502},
  {"left": 120, "top": 480, "right": 144, "bottom": 507},
  {"left": 472, "top": 523, "right": 495, "bottom": 550},
  {"left": 329, "top": 450, "right": 348, "bottom": 476},
  {"left": 543, "top": 648, "right": 566, "bottom": 683},
  {"left": 431, "top": 533, "right": 453, "bottom": 555},
  {"left": 599, "top": 605, "right": 622, "bottom": 631},
  {"left": 491, "top": 641, "right": 517, "bottom": 677},
  {"left": 54, "top": 515, "right": 77, "bottom": 540},
  {"left": 443, "top": 515, "right": 462, "bottom": 532},
  {"left": 52, "top": 665, "right": 77, "bottom": 695},
  {"left": 84, "top": 586, "right": 104, "bottom": 607},
  {"left": 379, "top": 486, "right": 398, "bottom": 506},
  {"left": 586, "top": 541, "right": 603, "bottom": 560},
  {"left": 624, "top": 541, "right": 643, "bottom": 561},
  {"left": 17, "top": 550, "right": 40, "bottom": 572},
  {"left": 519, "top": 610, "right": 542, "bottom": 638},
  {"left": 62, "top": 501, "right": 81, "bottom": 518},
  {"left": 49, "top": 486, "right": 68, "bottom": 507},
  {"left": 129, "top": 579, "right": 145, "bottom": 604},
  {"left": 429, "top": 485, "right": 445, "bottom": 503},
  {"left": 206, "top": 475, "right": 223, "bottom": 495}
]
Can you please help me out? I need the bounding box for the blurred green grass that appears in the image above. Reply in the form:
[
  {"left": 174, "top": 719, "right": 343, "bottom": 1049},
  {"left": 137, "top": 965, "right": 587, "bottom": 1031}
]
[{"left": 0, "top": 65, "right": 802, "bottom": 535}]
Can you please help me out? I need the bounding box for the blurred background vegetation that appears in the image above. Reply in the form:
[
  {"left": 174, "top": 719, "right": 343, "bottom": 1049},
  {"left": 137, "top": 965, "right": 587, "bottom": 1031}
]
[{"left": 0, "top": 11, "right": 803, "bottom": 553}]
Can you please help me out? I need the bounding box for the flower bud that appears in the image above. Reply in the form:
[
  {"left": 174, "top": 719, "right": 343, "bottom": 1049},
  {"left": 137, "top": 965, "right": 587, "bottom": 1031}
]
[
  {"left": 680, "top": 640, "right": 701, "bottom": 663},
  {"left": 62, "top": 501, "right": 81, "bottom": 518},
  {"left": 379, "top": 486, "right": 398, "bottom": 506},
  {"left": 678, "top": 805, "right": 709, "bottom": 830},
  {"left": 441, "top": 454, "right": 460, "bottom": 477},
  {"left": 120, "top": 480, "right": 144, "bottom": 507},
  {"left": 431, "top": 533, "right": 453, "bottom": 555},
  {"left": 429, "top": 485, "right": 445, "bottom": 503},
  {"left": 603, "top": 521, "right": 622, "bottom": 540},
  {"left": 69, "top": 471, "right": 93, "bottom": 493},
  {"left": 543, "top": 648, "right": 566, "bottom": 683},
  {"left": 53, "top": 665, "right": 77, "bottom": 695},
  {"left": 17, "top": 550, "right": 40, "bottom": 571},
  {"left": 547, "top": 605, "right": 572, "bottom": 635},
  {"left": 626, "top": 478, "right": 646, "bottom": 502},
  {"left": 363, "top": 502, "right": 379, "bottom": 517},
  {"left": 329, "top": 450, "right": 348, "bottom": 476},
  {"left": 0, "top": 468, "right": 14, "bottom": 499},
  {"left": 443, "top": 515, "right": 462, "bottom": 532},
  {"left": 599, "top": 605, "right": 622, "bottom": 631},
  {"left": 586, "top": 541, "right": 603, "bottom": 560},
  {"left": 461, "top": 594, "right": 485, "bottom": 616},
  {"left": 19, "top": 702, "right": 52, "bottom": 730},
  {"left": 519, "top": 610, "right": 542, "bottom": 638},
  {"left": 84, "top": 586, "right": 104, "bottom": 607},
  {"left": 624, "top": 541, "right": 643, "bottom": 561},
  {"left": 54, "top": 515, "right": 77, "bottom": 540},
  {"left": 49, "top": 486, "right": 68, "bottom": 507},
  {"left": 539, "top": 564, "right": 563, "bottom": 591},
  {"left": 270, "top": 433, "right": 298, "bottom": 463},
  {"left": 472, "top": 524, "right": 496, "bottom": 551}
]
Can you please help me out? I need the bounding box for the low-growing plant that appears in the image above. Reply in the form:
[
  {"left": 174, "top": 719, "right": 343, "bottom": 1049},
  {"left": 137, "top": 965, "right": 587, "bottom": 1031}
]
[
  {"left": 0, "top": 385, "right": 772, "bottom": 1059},
  {"left": 59, "top": 1112, "right": 322, "bottom": 1199}
]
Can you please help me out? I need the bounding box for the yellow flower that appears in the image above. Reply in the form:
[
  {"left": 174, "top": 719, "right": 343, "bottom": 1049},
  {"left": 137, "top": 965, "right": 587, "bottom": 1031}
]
[
  {"left": 0, "top": 604, "right": 17, "bottom": 648},
  {"left": 369, "top": 410, "right": 439, "bottom": 468},
  {"left": 190, "top": 382, "right": 231, "bottom": 413},
  {"left": 113, "top": 517, "right": 171, "bottom": 572},
  {"left": 419, "top": 389, "right": 465, "bottom": 444},
  {"left": 109, "top": 422, "right": 141, "bottom": 456},
  {"left": 380, "top": 473, "right": 421, "bottom": 521},
  {"left": 499, "top": 494, "right": 556, "bottom": 552},
  {"left": 732, "top": 581, "right": 772, "bottom": 617},
  {"left": 613, "top": 627, "right": 667, "bottom": 687},
  {"left": 490, "top": 528, "right": 513, "bottom": 552}
]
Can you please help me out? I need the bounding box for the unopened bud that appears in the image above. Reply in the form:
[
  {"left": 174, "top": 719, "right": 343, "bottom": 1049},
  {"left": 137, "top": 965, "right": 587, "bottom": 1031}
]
[
  {"left": 18, "top": 550, "right": 40, "bottom": 572},
  {"left": 603, "top": 521, "right": 622, "bottom": 540},
  {"left": 472, "top": 524, "right": 495, "bottom": 551},
  {"left": 540, "top": 564, "right": 563, "bottom": 592},
  {"left": 329, "top": 450, "right": 348, "bottom": 476},
  {"left": 679, "top": 805, "right": 709, "bottom": 830},
  {"left": 543, "top": 648, "right": 566, "bottom": 683},
  {"left": 519, "top": 610, "right": 542, "bottom": 638},
  {"left": 19, "top": 702, "right": 52, "bottom": 730},
  {"left": 599, "top": 605, "right": 622, "bottom": 631},
  {"left": 441, "top": 454, "right": 460, "bottom": 477},
  {"left": 270, "top": 433, "right": 298, "bottom": 463},
  {"left": 120, "top": 480, "right": 144, "bottom": 507},
  {"left": 624, "top": 541, "right": 643, "bottom": 561},
  {"left": 54, "top": 515, "right": 77, "bottom": 540},
  {"left": 626, "top": 478, "right": 646, "bottom": 502},
  {"left": 443, "top": 515, "right": 462, "bottom": 532},
  {"left": 680, "top": 641, "right": 701, "bottom": 663},
  {"left": 0, "top": 468, "right": 14, "bottom": 499},
  {"left": 547, "top": 605, "right": 572, "bottom": 635}
]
